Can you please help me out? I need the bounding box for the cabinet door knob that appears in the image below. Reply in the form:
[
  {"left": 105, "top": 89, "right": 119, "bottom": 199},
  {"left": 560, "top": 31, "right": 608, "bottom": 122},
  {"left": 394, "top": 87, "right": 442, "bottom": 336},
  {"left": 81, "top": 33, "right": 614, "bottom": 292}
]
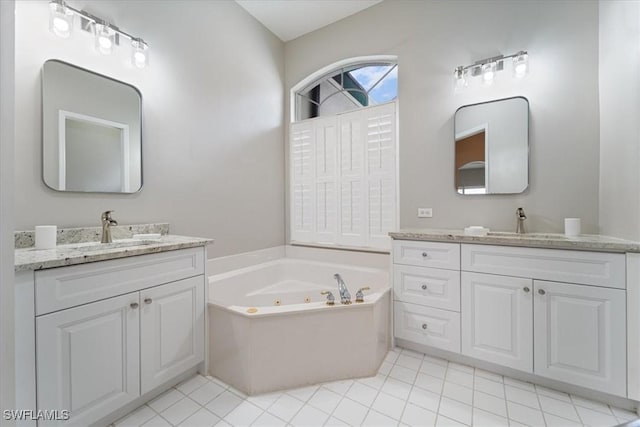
[
  {"left": 422, "top": 252, "right": 428, "bottom": 258},
  {"left": 144, "top": 298, "right": 153, "bottom": 304},
  {"left": 130, "top": 302, "right": 139, "bottom": 309},
  {"left": 422, "top": 323, "right": 428, "bottom": 330},
  {"left": 523, "top": 287, "right": 530, "bottom": 293},
  {"left": 538, "top": 289, "right": 546, "bottom": 295},
  {"left": 421, "top": 284, "right": 428, "bottom": 290}
]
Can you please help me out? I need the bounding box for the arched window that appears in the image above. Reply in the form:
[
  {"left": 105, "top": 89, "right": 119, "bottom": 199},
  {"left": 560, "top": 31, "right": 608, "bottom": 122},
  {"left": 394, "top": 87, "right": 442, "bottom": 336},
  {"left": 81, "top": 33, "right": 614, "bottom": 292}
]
[
  {"left": 290, "top": 58, "right": 398, "bottom": 251},
  {"left": 294, "top": 61, "right": 397, "bottom": 122}
]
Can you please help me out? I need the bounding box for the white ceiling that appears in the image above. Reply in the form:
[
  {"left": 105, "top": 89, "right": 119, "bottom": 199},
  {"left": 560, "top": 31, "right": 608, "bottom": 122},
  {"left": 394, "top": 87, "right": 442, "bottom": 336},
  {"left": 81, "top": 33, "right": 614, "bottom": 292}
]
[{"left": 235, "top": 0, "right": 384, "bottom": 42}]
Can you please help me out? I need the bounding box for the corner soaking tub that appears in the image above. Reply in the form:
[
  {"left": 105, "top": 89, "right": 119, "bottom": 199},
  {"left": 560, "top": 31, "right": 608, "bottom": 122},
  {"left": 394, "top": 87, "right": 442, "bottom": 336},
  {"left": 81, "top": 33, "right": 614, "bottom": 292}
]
[{"left": 208, "top": 258, "right": 390, "bottom": 395}]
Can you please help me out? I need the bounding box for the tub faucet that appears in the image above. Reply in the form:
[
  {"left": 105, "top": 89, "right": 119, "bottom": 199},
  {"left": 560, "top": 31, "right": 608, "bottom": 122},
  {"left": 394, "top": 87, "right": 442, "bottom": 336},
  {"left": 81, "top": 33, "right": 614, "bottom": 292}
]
[
  {"left": 516, "top": 207, "right": 527, "bottom": 234},
  {"left": 101, "top": 210, "right": 118, "bottom": 243},
  {"left": 334, "top": 273, "right": 352, "bottom": 304}
]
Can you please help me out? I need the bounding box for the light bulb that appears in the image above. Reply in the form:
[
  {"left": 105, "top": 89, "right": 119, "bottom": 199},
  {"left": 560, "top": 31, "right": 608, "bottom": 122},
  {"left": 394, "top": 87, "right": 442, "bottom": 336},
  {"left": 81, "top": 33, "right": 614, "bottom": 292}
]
[
  {"left": 131, "top": 38, "right": 149, "bottom": 68},
  {"left": 482, "top": 62, "right": 496, "bottom": 84},
  {"left": 453, "top": 67, "right": 467, "bottom": 91},
  {"left": 95, "top": 23, "right": 115, "bottom": 55},
  {"left": 513, "top": 51, "right": 529, "bottom": 78},
  {"left": 98, "top": 36, "right": 112, "bottom": 50},
  {"left": 49, "top": 1, "right": 73, "bottom": 38}
]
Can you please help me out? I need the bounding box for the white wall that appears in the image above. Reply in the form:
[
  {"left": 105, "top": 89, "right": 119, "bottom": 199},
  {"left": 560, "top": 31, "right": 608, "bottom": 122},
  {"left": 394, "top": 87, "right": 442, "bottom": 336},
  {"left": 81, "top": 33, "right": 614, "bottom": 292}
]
[
  {"left": 598, "top": 0, "right": 640, "bottom": 240},
  {"left": 285, "top": 0, "right": 601, "bottom": 234},
  {"left": 14, "top": 0, "right": 285, "bottom": 258},
  {"left": 0, "top": 0, "right": 15, "bottom": 417}
]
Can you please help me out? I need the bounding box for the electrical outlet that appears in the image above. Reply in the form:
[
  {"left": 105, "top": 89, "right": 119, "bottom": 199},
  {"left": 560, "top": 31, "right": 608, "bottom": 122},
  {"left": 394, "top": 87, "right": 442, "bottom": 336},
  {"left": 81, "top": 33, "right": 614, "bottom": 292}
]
[{"left": 418, "top": 208, "right": 433, "bottom": 218}]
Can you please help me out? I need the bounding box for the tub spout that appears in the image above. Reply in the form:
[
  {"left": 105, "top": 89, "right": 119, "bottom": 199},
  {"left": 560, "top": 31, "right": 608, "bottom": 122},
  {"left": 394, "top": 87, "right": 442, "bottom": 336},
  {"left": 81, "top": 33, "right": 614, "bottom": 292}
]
[{"left": 334, "top": 273, "right": 351, "bottom": 304}]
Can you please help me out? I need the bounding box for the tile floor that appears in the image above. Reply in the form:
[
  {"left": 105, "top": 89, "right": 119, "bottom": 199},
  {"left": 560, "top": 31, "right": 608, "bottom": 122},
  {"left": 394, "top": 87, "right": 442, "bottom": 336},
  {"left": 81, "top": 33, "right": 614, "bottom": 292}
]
[{"left": 113, "top": 348, "right": 638, "bottom": 427}]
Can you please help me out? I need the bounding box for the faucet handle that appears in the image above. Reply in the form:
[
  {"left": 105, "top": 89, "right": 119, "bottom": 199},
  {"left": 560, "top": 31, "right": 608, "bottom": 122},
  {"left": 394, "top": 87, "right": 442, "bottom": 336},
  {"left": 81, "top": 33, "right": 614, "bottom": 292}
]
[
  {"left": 101, "top": 210, "right": 115, "bottom": 220},
  {"left": 355, "top": 286, "right": 371, "bottom": 303},
  {"left": 516, "top": 207, "right": 526, "bottom": 219},
  {"left": 320, "top": 291, "right": 335, "bottom": 306}
]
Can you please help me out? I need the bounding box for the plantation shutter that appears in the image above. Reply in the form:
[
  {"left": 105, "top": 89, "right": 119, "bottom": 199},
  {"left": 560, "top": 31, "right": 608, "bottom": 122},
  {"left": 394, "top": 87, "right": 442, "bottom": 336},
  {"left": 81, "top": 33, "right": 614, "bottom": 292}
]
[{"left": 290, "top": 103, "right": 396, "bottom": 250}]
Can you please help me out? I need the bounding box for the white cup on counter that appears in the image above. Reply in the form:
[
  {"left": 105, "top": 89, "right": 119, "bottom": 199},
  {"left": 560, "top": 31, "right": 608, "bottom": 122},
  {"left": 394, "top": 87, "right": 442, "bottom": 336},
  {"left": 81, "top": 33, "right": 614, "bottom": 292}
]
[
  {"left": 564, "top": 218, "right": 581, "bottom": 237},
  {"left": 35, "top": 225, "right": 57, "bottom": 249}
]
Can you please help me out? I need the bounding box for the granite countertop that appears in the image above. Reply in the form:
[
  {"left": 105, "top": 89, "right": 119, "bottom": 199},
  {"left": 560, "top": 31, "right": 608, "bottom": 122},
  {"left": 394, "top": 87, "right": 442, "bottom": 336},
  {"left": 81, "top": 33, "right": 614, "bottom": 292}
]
[
  {"left": 14, "top": 223, "right": 213, "bottom": 272},
  {"left": 15, "top": 235, "right": 213, "bottom": 272},
  {"left": 389, "top": 229, "right": 640, "bottom": 253}
]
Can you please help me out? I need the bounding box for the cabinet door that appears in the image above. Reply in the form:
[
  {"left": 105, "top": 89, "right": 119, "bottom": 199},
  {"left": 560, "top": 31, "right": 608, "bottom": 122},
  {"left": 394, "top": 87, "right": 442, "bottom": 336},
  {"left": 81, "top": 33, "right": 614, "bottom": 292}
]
[
  {"left": 534, "top": 280, "right": 626, "bottom": 397},
  {"left": 462, "top": 272, "right": 533, "bottom": 372},
  {"left": 140, "top": 276, "right": 205, "bottom": 394},
  {"left": 36, "top": 293, "right": 140, "bottom": 426}
]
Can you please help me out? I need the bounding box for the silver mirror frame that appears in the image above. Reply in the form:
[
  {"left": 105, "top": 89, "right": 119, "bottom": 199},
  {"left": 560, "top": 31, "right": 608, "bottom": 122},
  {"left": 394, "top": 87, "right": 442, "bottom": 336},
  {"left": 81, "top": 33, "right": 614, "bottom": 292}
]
[
  {"left": 453, "top": 96, "right": 530, "bottom": 196},
  {"left": 41, "top": 59, "right": 144, "bottom": 194}
]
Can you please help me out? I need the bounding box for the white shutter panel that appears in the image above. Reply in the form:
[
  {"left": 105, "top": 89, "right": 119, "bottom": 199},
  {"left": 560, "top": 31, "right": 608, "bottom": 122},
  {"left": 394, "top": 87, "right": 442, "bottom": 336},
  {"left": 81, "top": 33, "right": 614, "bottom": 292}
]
[
  {"left": 314, "top": 118, "right": 338, "bottom": 243},
  {"left": 290, "top": 102, "right": 397, "bottom": 250},
  {"left": 365, "top": 104, "right": 396, "bottom": 249},
  {"left": 338, "top": 112, "right": 365, "bottom": 246},
  {"left": 290, "top": 122, "right": 315, "bottom": 242}
]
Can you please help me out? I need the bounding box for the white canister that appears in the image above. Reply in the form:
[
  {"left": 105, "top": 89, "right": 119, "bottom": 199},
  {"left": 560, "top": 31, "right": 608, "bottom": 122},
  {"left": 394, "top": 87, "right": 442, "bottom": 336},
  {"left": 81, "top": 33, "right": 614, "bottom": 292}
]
[
  {"left": 564, "top": 218, "right": 581, "bottom": 237},
  {"left": 35, "top": 225, "right": 57, "bottom": 249}
]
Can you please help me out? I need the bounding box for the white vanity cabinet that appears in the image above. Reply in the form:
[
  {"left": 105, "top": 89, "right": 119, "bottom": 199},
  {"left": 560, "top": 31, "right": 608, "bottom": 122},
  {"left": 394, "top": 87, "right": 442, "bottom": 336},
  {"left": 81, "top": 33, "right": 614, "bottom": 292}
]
[
  {"left": 140, "top": 276, "right": 205, "bottom": 394},
  {"left": 461, "top": 272, "right": 533, "bottom": 372},
  {"left": 533, "top": 280, "right": 626, "bottom": 396},
  {"left": 392, "top": 238, "right": 632, "bottom": 400},
  {"left": 16, "top": 246, "right": 207, "bottom": 427},
  {"left": 393, "top": 240, "right": 461, "bottom": 353},
  {"left": 36, "top": 293, "right": 141, "bottom": 427}
]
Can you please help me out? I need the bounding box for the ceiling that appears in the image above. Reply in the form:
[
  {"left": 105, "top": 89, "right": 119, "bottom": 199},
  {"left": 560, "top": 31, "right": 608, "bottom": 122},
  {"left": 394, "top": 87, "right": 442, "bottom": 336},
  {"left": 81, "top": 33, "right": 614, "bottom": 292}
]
[{"left": 235, "top": 0, "right": 384, "bottom": 42}]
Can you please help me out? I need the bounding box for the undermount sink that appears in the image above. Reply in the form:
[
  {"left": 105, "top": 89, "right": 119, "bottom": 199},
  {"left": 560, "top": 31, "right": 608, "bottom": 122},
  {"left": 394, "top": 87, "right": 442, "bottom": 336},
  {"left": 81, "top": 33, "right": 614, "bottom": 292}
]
[
  {"left": 33, "top": 238, "right": 156, "bottom": 252},
  {"left": 486, "top": 231, "right": 568, "bottom": 239}
]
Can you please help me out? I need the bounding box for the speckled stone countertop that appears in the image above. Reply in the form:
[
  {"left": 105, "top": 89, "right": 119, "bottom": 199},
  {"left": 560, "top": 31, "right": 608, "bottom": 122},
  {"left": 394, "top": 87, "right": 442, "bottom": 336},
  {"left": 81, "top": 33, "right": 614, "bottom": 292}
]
[
  {"left": 389, "top": 229, "right": 640, "bottom": 253},
  {"left": 15, "top": 224, "right": 213, "bottom": 272}
]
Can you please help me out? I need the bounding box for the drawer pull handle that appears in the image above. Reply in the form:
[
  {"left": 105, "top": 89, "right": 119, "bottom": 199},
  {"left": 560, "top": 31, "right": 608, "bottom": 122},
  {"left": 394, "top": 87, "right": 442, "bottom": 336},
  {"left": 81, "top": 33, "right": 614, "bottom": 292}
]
[
  {"left": 144, "top": 298, "right": 153, "bottom": 304},
  {"left": 422, "top": 252, "right": 428, "bottom": 258},
  {"left": 538, "top": 289, "right": 546, "bottom": 295},
  {"left": 421, "top": 284, "right": 427, "bottom": 290},
  {"left": 422, "top": 323, "right": 428, "bottom": 330},
  {"left": 130, "top": 302, "right": 139, "bottom": 309},
  {"left": 523, "top": 287, "right": 530, "bottom": 293}
]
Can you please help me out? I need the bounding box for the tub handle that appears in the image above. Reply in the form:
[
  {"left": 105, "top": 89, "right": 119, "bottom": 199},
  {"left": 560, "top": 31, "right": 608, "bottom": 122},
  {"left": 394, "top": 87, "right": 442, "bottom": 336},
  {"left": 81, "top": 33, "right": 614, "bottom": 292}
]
[
  {"left": 320, "top": 291, "right": 335, "bottom": 306},
  {"left": 355, "top": 286, "right": 370, "bottom": 303}
]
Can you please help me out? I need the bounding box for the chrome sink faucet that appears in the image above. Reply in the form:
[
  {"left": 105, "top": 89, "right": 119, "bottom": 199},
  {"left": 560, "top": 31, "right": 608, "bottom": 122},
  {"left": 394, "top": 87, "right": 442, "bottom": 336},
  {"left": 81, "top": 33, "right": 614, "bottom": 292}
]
[
  {"left": 101, "top": 210, "right": 118, "bottom": 243},
  {"left": 334, "top": 273, "right": 352, "bottom": 304},
  {"left": 516, "top": 207, "right": 527, "bottom": 234}
]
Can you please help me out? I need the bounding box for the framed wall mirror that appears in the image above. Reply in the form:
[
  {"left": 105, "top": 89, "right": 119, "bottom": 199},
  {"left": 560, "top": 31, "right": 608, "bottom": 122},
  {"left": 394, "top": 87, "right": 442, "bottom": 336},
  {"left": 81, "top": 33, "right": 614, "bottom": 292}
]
[
  {"left": 454, "top": 96, "right": 529, "bottom": 195},
  {"left": 42, "top": 60, "right": 142, "bottom": 193}
]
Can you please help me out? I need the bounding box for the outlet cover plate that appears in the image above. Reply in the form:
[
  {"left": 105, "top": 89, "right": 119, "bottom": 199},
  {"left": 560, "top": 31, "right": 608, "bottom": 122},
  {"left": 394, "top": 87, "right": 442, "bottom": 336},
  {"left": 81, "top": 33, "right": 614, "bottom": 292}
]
[{"left": 418, "top": 208, "right": 433, "bottom": 218}]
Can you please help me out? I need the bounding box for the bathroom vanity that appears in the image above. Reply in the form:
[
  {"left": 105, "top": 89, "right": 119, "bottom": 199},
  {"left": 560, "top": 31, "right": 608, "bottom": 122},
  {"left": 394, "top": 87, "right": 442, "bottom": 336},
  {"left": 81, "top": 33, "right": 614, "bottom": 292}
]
[
  {"left": 390, "top": 229, "right": 640, "bottom": 406},
  {"left": 14, "top": 225, "right": 212, "bottom": 426}
]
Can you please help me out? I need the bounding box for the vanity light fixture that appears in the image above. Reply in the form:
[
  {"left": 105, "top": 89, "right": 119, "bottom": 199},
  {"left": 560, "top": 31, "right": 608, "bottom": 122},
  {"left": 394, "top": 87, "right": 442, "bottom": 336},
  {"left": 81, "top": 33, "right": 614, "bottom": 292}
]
[
  {"left": 454, "top": 50, "right": 528, "bottom": 89},
  {"left": 49, "top": 0, "right": 73, "bottom": 38},
  {"left": 48, "top": 0, "right": 150, "bottom": 68}
]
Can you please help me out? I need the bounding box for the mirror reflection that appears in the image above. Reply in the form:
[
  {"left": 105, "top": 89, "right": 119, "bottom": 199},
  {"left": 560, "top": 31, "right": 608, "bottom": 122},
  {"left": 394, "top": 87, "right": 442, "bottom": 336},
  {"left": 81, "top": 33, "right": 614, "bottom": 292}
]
[
  {"left": 454, "top": 97, "right": 529, "bottom": 195},
  {"left": 42, "top": 60, "right": 142, "bottom": 193}
]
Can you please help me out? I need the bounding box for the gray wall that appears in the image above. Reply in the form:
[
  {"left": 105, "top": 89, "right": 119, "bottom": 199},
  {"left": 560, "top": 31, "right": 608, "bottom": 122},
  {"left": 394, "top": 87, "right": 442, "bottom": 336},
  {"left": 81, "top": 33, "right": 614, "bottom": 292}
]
[
  {"left": 599, "top": 0, "right": 640, "bottom": 240},
  {"left": 1, "top": 0, "right": 15, "bottom": 415},
  {"left": 15, "top": 0, "right": 285, "bottom": 257},
  {"left": 285, "top": 0, "right": 601, "bottom": 234}
]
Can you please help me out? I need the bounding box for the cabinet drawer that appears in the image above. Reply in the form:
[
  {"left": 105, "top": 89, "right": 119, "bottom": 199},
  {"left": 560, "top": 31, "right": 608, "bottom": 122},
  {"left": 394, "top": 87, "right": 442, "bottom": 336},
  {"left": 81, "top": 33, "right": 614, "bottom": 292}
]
[
  {"left": 394, "top": 301, "right": 460, "bottom": 353},
  {"left": 393, "top": 240, "right": 460, "bottom": 270},
  {"left": 35, "top": 247, "right": 205, "bottom": 315},
  {"left": 461, "top": 244, "right": 625, "bottom": 289},
  {"left": 394, "top": 265, "right": 460, "bottom": 311}
]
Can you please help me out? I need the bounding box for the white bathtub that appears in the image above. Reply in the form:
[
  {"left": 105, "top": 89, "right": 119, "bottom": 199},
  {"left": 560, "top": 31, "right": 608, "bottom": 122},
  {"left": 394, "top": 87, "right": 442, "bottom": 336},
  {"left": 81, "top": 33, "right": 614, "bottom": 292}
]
[{"left": 208, "top": 257, "right": 391, "bottom": 395}]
